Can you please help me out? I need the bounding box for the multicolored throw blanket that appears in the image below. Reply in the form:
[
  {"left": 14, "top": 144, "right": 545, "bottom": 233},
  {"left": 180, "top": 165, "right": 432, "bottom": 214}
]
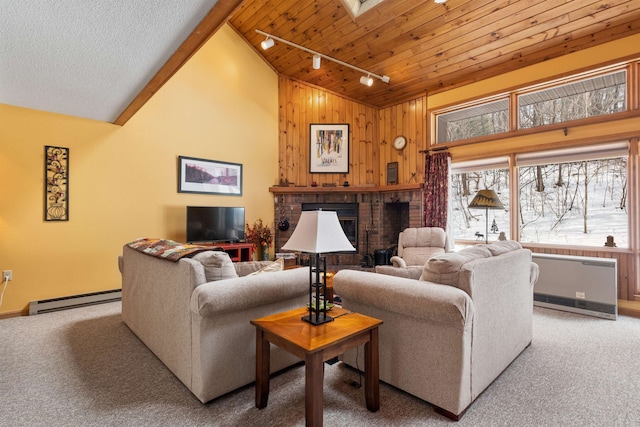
[{"left": 127, "top": 238, "right": 213, "bottom": 262}]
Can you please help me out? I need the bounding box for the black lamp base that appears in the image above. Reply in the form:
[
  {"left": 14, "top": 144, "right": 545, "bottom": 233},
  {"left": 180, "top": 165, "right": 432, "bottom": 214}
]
[
  {"left": 302, "top": 313, "right": 334, "bottom": 325},
  {"left": 304, "top": 253, "right": 334, "bottom": 326}
]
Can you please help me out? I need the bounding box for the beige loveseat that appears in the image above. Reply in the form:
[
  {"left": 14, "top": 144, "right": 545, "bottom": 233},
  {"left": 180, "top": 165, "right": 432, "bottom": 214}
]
[
  {"left": 118, "top": 245, "right": 309, "bottom": 403},
  {"left": 334, "top": 241, "right": 538, "bottom": 420}
]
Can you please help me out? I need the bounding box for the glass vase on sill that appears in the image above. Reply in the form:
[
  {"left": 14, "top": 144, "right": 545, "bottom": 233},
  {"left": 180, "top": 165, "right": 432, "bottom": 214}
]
[{"left": 261, "top": 244, "right": 269, "bottom": 261}]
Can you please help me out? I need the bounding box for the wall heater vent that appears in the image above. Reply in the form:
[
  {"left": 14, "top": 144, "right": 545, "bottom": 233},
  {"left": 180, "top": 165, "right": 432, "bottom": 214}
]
[
  {"left": 29, "top": 289, "right": 121, "bottom": 315},
  {"left": 532, "top": 253, "right": 617, "bottom": 320}
]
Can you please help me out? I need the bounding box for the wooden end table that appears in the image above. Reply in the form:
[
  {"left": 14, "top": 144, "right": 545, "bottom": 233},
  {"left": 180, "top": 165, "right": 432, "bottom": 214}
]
[{"left": 251, "top": 306, "right": 382, "bottom": 426}]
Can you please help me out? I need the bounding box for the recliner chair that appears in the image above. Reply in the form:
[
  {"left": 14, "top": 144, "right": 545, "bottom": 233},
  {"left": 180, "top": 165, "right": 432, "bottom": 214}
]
[{"left": 389, "top": 227, "right": 449, "bottom": 268}]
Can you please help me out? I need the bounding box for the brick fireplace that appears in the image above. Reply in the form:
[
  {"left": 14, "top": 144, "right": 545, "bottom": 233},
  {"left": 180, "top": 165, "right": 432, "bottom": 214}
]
[{"left": 272, "top": 186, "right": 423, "bottom": 266}]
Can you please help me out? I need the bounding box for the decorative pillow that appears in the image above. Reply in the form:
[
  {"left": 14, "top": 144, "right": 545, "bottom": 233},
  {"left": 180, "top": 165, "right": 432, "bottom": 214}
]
[
  {"left": 487, "top": 240, "right": 522, "bottom": 256},
  {"left": 192, "top": 251, "right": 238, "bottom": 282},
  {"left": 419, "top": 245, "right": 492, "bottom": 286},
  {"left": 234, "top": 261, "right": 270, "bottom": 276},
  {"left": 247, "top": 258, "right": 284, "bottom": 276}
]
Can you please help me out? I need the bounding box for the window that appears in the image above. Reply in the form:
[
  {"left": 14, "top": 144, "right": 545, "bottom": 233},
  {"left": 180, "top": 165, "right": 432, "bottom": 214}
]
[
  {"left": 518, "top": 70, "right": 626, "bottom": 129},
  {"left": 436, "top": 98, "right": 509, "bottom": 144},
  {"left": 517, "top": 143, "right": 628, "bottom": 247},
  {"left": 451, "top": 158, "right": 510, "bottom": 242}
]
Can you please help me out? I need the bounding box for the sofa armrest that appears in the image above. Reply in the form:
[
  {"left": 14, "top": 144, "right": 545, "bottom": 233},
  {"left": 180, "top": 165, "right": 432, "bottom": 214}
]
[
  {"left": 375, "top": 265, "right": 423, "bottom": 280},
  {"left": 334, "top": 270, "right": 472, "bottom": 326},
  {"left": 530, "top": 262, "right": 539, "bottom": 287},
  {"left": 190, "top": 267, "right": 310, "bottom": 317},
  {"left": 390, "top": 256, "right": 407, "bottom": 268}
]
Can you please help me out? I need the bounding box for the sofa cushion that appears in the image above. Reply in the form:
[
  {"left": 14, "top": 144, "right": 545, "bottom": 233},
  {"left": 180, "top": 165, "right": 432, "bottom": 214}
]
[
  {"left": 420, "top": 245, "right": 492, "bottom": 286},
  {"left": 487, "top": 240, "right": 522, "bottom": 256},
  {"left": 192, "top": 251, "right": 238, "bottom": 282},
  {"left": 247, "top": 258, "right": 284, "bottom": 275}
]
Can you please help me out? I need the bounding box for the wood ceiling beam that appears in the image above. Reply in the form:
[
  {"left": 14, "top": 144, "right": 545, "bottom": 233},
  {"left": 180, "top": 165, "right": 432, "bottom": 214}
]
[{"left": 113, "top": 0, "right": 246, "bottom": 126}]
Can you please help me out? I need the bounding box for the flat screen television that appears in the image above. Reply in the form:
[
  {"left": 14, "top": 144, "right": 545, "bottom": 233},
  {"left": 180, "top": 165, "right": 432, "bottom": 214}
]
[{"left": 186, "top": 206, "right": 245, "bottom": 243}]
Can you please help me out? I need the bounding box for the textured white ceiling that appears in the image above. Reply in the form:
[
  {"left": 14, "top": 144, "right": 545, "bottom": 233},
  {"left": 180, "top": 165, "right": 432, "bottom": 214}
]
[{"left": 0, "top": 1, "right": 218, "bottom": 123}]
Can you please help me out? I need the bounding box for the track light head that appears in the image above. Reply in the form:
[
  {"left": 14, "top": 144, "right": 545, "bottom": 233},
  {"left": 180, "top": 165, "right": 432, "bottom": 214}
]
[
  {"left": 312, "top": 54, "right": 321, "bottom": 70},
  {"left": 261, "top": 37, "right": 274, "bottom": 50},
  {"left": 360, "top": 75, "right": 374, "bottom": 87}
]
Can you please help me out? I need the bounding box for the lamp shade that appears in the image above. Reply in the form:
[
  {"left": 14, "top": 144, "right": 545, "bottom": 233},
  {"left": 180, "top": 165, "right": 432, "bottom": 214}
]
[
  {"left": 282, "top": 210, "right": 355, "bottom": 254},
  {"left": 468, "top": 189, "right": 504, "bottom": 210}
]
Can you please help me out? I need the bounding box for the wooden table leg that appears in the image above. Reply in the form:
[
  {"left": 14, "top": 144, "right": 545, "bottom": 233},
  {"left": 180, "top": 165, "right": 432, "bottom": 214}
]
[
  {"left": 255, "top": 328, "right": 270, "bottom": 409},
  {"left": 364, "top": 327, "right": 380, "bottom": 412},
  {"left": 305, "top": 352, "right": 324, "bottom": 427}
]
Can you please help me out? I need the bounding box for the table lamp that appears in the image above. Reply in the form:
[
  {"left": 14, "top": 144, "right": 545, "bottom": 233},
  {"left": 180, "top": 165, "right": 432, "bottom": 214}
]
[
  {"left": 468, "top": 189, "right": 504, "bottom": 244},
  {"left": 281, "top": 210, "right": 355, "bottom": 325}
]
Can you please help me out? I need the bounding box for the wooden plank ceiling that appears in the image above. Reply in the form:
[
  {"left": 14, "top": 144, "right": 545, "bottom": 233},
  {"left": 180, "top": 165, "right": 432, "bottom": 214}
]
[
  {"left": 228, "top": 0, "right": 640, "bottom": 107},
  {"left": 117, "top": 0, "right": 640, "bottom": 124}
]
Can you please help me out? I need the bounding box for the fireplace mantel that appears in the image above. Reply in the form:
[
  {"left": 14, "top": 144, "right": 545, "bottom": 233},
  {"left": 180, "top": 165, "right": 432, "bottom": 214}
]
[{"left": 269, "top": 183, "right": 422, "bottom": 195}]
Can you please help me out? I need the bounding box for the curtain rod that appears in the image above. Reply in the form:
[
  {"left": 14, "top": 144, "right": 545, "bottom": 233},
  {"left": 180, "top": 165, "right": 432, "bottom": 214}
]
[
  {"left": 255, "top": 29, "right": 390, "bottom": 84},
  {"left": 419, "top": 147, "right": 448, "bottom": 154}
]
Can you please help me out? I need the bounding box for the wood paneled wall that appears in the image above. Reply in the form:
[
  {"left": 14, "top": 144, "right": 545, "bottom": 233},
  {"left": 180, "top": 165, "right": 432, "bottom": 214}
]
[
  {"left": 378, "top": 97, "right": 428, "bottom": 186},
  {"left": 278, "top": 77, "right": 378, "bottom": 187},
  {"left": 278, "top": 77, "right": 428, "bottom": 187}
]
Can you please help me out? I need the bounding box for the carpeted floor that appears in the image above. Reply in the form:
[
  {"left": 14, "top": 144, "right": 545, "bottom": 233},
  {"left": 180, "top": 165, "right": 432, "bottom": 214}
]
[{"left": 1, "top": 302, "right": 639, "bottom": 426}]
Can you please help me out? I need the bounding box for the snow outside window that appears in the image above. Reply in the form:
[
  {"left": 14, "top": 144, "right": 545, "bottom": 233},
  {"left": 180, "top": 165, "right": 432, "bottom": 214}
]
[
  {"left": 517, "top": 143, "right": 628, "bottom": 247},
  {"left": 451, "top": 158, "right": 510, "bottom": 243}
]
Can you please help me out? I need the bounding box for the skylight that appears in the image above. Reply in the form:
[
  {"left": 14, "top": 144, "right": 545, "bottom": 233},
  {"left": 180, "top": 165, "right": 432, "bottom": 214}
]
[{"left": 341, "top": 0, "right": 386, "bottom": 18}]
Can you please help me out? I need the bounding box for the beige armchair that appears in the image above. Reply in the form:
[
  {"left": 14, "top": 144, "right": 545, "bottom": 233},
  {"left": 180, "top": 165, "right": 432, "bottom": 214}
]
[{"left": 389, "top": 227, "right": 448, "bottom": 268}]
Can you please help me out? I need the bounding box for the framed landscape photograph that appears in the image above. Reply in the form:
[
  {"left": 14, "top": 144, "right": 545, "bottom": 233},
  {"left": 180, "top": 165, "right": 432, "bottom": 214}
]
[
  {"left": 309, "top": 123, "right": 349, "bottom": 173},
  {"left": 178, "top": 156, "right": 242, "bottom": 196}
]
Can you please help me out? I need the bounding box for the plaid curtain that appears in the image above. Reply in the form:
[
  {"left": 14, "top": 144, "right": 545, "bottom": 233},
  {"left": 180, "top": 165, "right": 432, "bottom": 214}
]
[{"left": 423, "top": 151, "right": 450, "bottom": 228}]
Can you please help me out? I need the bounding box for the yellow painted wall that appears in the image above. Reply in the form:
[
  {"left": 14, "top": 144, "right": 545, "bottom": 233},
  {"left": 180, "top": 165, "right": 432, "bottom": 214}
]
[{"left": 0, "top": 24, "right": 278, "bottom": 315}]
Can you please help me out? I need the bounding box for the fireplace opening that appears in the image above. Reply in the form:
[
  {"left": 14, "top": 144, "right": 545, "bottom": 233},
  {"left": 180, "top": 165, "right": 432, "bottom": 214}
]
[
  {"left": 302, "top": 203, "right": 358, "bottom": 250},
  {"left": 383, "top": 202, "right": 410, "bottom": 250}
]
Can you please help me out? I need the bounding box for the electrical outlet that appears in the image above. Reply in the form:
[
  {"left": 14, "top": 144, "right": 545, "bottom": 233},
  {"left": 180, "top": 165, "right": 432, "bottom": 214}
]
[{"left": 3, "top": 270, "right": 12, "bottom": 281}]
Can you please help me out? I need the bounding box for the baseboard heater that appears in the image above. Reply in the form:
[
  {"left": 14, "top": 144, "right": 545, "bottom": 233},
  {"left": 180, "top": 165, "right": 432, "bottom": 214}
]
[
  {"left": 29, "top": 289, "right": 122, "bottom": 315},
  {"left": 532, "top": 253, "right": 617, "bottom": 320}
]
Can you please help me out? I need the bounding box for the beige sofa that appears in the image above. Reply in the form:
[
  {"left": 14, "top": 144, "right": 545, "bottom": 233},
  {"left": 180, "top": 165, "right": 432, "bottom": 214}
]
[
  {"left": 334, "top": 241, "right": 538, "bottom": 420},
  {"left": 118, "top": 245, "right": 309, "bottom": 403}
]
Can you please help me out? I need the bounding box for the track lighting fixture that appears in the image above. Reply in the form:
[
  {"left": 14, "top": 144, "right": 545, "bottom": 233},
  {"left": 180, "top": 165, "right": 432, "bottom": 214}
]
[
  {"left": 255, "top": 29, "right": 390, "bottom": 86},
  {"left": 360, "top": 75, "right": 373, "bottom": 87},
  {"left": 260, "top": 37, "right": 274, "bottom": 50}
]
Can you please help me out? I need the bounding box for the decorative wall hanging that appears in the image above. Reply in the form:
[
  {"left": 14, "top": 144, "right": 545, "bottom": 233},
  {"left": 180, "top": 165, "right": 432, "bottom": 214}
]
[
  {"left": 44, "top": 146, "right": 69, "bottom": 221},
  {"left": 309, "top": 123, "right": 350, "bottom": 174},
  {"left": 178, "top": 156, "right": 243, "bottom": 196}
]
